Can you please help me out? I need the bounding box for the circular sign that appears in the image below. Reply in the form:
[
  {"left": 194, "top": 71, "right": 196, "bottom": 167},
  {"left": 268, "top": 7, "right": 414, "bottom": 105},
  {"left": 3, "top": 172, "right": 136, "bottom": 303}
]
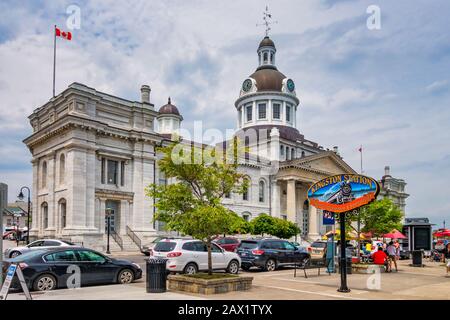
[{"left": 307, "top": 174, "right": 380, "bottom": 213}]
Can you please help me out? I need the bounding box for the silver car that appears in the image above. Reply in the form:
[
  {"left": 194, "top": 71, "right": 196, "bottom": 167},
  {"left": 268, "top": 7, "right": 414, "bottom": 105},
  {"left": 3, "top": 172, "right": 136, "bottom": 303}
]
[{"left": 3, "top": 239, "right": 77, "bottom": 258}]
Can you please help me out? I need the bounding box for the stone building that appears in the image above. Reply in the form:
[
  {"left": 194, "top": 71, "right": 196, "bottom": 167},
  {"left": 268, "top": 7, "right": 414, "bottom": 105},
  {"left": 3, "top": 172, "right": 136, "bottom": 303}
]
[{"left": 378, "top": 166, "right": 409, "bottom": 215}]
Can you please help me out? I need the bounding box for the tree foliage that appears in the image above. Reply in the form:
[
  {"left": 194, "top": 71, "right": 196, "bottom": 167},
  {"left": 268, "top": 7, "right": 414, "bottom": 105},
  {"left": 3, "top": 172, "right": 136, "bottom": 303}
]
[
  {"left": 359, "top": 198, "right": 403, "bottom": 238},
  {"left": 146, "top": 141, "right": 247, "bottom": 274},
  {"left": 250, "top": 213, "right": 301, "bottom": 239}
]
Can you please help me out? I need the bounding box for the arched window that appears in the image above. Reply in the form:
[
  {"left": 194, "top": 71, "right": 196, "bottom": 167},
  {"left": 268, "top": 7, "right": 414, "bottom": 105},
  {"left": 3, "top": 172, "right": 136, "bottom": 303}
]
[
  {"left": 59, "top": 154, "right": 65, "bottom": 185},
  {"left": 42, "top": 161, "right": 47, "bottom": 188},
  {"left": 242, "top": 213, "right": 251, "bottom": 222},
  {"left": 258, "top": 180, "right": 265, "bottom": 203},
  {"left": 242, "top": 177, "right": 250, "bottom": 201},
  {"left": 263, "top": 52, "right": 268, "bottom": 63},
  {"left": 301, "top": 151, "right": 305, "bottom": 158},
  {"left": 280, "top": 145, "right": 284, "bottom": 157},
  {"left": 59, "top": 199, "right": 67, "bottom": 229},
  {"left": 291, "top": 149, "right": 295, "bottom": 160},
  {"left": 41, "top": 202, "right": 48, "bottom": 229}
]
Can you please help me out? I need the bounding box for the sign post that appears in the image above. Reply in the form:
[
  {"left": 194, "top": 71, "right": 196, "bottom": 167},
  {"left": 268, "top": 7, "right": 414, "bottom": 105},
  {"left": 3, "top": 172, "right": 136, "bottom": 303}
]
[{"left": 308, "top": 174, "right": 380, "bottom": 293}]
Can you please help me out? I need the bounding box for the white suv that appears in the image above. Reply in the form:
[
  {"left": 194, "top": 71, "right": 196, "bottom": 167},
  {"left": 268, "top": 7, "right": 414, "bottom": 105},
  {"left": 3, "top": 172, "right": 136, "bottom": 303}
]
[{"left": 152, "top": 239, "right": 241, "bottom": 274}]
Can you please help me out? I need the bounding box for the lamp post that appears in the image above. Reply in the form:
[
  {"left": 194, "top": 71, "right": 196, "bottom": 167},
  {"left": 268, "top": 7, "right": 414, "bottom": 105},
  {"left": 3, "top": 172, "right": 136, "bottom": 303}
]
[
  {"left": 18, "top": 186, "right": 31, "bottom": 245},
  {"left": 105, "top": 207, "right": 113, "bottom": 254}
]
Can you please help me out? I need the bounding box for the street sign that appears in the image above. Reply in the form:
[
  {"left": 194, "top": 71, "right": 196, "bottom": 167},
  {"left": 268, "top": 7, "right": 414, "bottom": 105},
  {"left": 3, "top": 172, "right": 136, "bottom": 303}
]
[
  {"left": 323, "top": 211, "right": 335, "bottom": 225},
  {"left": 0, "top": 264, "right": 32, "bottom": 300},
  {"left": 307, "top": 174, "right": 380, "bottom": 213}
]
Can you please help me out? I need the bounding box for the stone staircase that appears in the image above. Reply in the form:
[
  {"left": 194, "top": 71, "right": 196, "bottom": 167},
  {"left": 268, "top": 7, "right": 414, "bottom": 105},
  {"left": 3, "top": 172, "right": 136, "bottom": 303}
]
[{"left": 101, "top": 233, "right": 141, "bottom": 253}]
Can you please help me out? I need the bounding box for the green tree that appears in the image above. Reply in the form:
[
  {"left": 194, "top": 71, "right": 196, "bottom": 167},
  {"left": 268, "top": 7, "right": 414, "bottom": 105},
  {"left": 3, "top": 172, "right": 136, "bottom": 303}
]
[
  {"left": 272, "top": 218, "right": 301, "bottom": 239},
  {"left": 250, "top": 214, "right": 276, "bottom": 237},
  {"left": 359, "top": 198, "right": 403, "bottom": 238},
  {"left": 146, "top": 141, "right": 247, "bottom": 275}
]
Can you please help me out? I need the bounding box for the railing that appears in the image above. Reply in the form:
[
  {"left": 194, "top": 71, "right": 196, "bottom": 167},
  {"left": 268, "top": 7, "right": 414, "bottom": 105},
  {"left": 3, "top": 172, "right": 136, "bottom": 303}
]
[
  {"left": 126, "top": 226, "right": 142, "bottom": 250},
  {"left": 110, "top": 230, "right": 123, "bottom": 250}
]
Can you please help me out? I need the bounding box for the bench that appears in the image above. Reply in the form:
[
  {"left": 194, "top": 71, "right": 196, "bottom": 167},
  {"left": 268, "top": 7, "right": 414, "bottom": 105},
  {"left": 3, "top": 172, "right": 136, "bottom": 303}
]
[{"left": 293, "top": 259, "right": 332, "bottom": 279}]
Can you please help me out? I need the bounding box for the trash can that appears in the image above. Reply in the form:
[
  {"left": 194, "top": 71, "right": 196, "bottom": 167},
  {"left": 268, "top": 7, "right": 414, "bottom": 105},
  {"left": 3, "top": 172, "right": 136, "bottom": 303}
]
[
  {"left": 411, "top": 250, "right": 423, "bottom": 266},
  {"left": 146, "top": 258, "right": 168, "bottom": 293}
]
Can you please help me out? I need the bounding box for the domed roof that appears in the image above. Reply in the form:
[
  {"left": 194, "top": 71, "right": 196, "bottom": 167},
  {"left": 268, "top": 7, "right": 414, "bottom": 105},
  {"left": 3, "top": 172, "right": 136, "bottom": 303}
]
[
  {"left": 158, "top": 97, "right": 180, "bottom": 116},
  {"left": 258, "top": 36, "right": 275, "bottom": 49},
  {"left": 249, "top": 68, "right": 286, "bottom": 92}
]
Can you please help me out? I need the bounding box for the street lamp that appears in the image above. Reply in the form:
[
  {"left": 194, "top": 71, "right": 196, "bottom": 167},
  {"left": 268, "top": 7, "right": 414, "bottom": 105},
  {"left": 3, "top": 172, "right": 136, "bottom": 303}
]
[
  {"left": 18, "top": 186, "right": 31, "bottom": 245},
  {"left": 105, "top": 207, "right": 113, "bottom": 254}
]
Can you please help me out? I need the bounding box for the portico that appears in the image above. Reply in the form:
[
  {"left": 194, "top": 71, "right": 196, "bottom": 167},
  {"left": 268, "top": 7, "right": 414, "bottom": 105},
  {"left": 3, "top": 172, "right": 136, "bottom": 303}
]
[{"left": 274, "top": 151, "right": 356, "bottom": 241}]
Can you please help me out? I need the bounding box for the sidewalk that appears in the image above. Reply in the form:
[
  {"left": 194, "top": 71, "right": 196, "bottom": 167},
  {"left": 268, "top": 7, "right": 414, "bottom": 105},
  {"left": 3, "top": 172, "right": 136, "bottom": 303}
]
[{"left": 7, "top": 281, "right": 205, "bottom": 300}]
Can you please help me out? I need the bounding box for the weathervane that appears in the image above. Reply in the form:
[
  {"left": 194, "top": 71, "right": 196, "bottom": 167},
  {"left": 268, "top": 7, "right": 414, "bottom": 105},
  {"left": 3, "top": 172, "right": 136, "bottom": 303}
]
[{"left": 257, "top": 5, "right": 278, "bottom": 37}]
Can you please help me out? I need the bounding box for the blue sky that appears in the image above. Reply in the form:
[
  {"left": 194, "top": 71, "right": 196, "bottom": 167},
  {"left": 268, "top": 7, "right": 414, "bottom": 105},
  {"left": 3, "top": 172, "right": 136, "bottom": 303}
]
[{"left": 0, "top": 0, "right": 449, "bottom": 227}]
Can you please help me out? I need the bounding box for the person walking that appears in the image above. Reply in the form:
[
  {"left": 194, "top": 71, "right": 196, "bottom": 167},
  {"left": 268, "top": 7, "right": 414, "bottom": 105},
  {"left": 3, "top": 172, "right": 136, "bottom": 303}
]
[
  {"left": 445, "top": 243, "right": 450, "bottom": 276},
  {"left": 387, "top": 241, "right": 398, "bottom": 272},
  {"left": 394, "top": 240, "right": 401, "bottom": 263}
]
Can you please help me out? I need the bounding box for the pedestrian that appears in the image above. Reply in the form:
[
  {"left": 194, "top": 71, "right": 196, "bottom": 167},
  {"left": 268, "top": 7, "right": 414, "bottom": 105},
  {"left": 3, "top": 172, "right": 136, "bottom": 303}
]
[
  {"left": 394, "top": 240, "right": 401, "bottom": 262},
  {"left": 386, "top": 241, "right": 398, "bottom": 272},
  {"left": 372, "top": 246, "right": 389, "bottom": 272},
  {"left": 445, "top": 243, "right": 450, "bottom": 276}
]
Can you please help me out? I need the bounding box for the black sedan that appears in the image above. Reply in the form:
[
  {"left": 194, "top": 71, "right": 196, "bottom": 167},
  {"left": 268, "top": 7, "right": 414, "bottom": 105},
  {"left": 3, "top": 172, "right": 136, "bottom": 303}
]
[{"left": 2, "top": 247, "right": 142, "bottom": 291}]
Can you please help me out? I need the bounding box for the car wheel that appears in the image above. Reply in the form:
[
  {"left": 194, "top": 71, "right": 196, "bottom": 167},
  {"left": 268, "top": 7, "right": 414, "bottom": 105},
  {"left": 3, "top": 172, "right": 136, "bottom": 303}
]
[
  {"left": 33, "top": 274, "right": 57, "bottom": 292},
  {"left": 9, "top": 251, "right": 21, "bottom": 258},
  {"left": 183, "top": 263, "right": 198, "bottom": 275},
  {"left": 264, "top": 259, "right": 277, "bottom": 272},
  {"left": 117, "top": 269, "right": 135, "bottom": 284},
  {"left": 227, "top": 260, "right": 240, "bottom": 274}
]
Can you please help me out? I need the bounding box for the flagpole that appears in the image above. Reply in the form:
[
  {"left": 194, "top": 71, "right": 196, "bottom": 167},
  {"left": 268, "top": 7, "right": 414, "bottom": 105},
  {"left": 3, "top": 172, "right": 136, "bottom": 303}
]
[
  {"left": 53, "top": 25, "right": 56, "bottom": 98},
  {"left": 360, "top": 145, "right": 363, "bottom": 174}
]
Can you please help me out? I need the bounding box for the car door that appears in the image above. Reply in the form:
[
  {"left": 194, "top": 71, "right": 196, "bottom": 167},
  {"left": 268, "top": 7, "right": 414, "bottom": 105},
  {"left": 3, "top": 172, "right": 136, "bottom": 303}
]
[
  {"left": 211, "top": 243, "right": 227, "bottom": 269},
  {"left": 75, "top": 250, "right": 114, "bottom": 284},
  {"left": 193, "top": 242, "right": 209, "bottom": 271},
  {"left": 281, "top": 241, "right": 298, "bottom": 264},
  {"left": 44, "top": 250, "right": 81, "bottom": 288}
]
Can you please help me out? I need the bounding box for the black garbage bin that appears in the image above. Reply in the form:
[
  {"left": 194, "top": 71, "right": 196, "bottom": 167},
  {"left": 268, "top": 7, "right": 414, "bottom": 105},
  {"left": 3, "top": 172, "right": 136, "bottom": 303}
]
[
  {"left": 411, "top": 250, "right": 423, "bottom": 266},
  {"left": 146, "top": 258, "right": 168, "bottom": 293}
]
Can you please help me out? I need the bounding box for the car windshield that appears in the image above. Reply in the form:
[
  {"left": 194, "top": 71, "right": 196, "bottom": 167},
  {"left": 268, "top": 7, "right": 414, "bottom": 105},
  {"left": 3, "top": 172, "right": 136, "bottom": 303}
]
[
  {"left": 154, "top": 241, "right": 176, "bottom": 252},
  {"left": 311, "top": 242, "right": 327, "bottom": 248},
  {"left": 61, "top": 240, "right": 75, "bottom": 245},
  {"left": 8, "top": 250, "right": 47, "bottom": 262},
  {"left": 239, "top": 241, "right": 259, "bottom": 249}
]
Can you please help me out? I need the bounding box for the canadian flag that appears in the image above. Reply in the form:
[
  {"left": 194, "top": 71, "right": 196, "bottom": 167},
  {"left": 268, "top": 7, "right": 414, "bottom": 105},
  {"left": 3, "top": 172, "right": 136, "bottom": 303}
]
[{"left": 55, "top": 27, "right": 72, "bottom": 40}]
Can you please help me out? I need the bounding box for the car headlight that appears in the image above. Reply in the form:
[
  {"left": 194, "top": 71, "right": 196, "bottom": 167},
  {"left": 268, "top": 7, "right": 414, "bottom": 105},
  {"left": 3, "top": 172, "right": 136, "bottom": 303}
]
[{"left": 132, "top": 263, "right": 141, "bottom": 269}]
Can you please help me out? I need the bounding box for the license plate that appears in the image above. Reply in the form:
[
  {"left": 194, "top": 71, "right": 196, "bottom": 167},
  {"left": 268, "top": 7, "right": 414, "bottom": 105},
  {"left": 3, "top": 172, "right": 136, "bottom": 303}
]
[{"left": 313, "top": 250, "right": 321, "bottom": 254}]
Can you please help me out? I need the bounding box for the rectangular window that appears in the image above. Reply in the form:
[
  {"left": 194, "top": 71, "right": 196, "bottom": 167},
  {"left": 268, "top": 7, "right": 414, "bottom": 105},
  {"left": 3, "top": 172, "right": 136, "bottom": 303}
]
[
  {"left": 101, "top": 158, "right": 105, "bottom": 184},
  {"left": 120, "top": 161, "right": 125, "bottom": 186},
  {"left": 258, "top": 103, "right": 267, "bottom": 119},
  {"left": 273, "top": 103, "right": 281, "bottom": 119},
  {"left": 246, "top": 105, "right": 252, "bottom": 122},
  {"left": 107, "top": 160, "right": 118, "bottom": 185},
  {"left": 286, "top": 105, "right": 291, "bottom": 122}
]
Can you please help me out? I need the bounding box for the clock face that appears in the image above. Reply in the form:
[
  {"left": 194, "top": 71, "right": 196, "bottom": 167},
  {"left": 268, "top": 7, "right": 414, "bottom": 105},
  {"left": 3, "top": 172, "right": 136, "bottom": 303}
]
[
  {"left": 287, "top": 79, "right": 295, "bottom": 92},
  {"left": 242, "top": 79, "right": 252, "bottom": 92}
]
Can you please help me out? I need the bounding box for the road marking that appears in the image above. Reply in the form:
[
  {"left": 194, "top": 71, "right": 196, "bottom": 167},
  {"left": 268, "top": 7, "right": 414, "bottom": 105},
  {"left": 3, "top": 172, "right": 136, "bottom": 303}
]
[
  {"left": 270, "top": 277, "right": 369, "bottom": 294},
  {"left": 257, "top": 285, "right": 364, "bottom": 300}
]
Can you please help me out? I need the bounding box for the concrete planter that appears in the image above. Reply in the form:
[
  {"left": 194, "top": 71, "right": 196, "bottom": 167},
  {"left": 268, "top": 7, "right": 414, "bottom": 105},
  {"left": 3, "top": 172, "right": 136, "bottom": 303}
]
[
  {"left": 352, "top": 263, "right": 385, "bottom": 274},
  {"left": 168, "top": 274, "right": 253, "bottom": 295}
]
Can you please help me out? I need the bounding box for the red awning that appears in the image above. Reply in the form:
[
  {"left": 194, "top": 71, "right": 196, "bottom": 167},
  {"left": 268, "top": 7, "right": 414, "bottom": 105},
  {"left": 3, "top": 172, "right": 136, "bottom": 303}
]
[
  {"left": 434, "top": 229, "right": 450, "bottom": 237},
  {"left": 383, "top": 229, "right": 407, "bottom": 239}
]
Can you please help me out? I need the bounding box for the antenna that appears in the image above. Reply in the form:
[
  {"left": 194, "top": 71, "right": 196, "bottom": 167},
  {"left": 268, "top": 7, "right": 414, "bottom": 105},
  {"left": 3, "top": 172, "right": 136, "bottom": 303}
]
[{"left": 256, "top": 5, "right": 278, "bottom": 37}]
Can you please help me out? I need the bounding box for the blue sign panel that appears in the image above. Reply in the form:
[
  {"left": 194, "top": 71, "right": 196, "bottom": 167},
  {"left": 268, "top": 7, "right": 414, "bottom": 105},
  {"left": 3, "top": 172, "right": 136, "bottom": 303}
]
[{"left": 323, "top": 211, "right": 335, "bottom": 225}]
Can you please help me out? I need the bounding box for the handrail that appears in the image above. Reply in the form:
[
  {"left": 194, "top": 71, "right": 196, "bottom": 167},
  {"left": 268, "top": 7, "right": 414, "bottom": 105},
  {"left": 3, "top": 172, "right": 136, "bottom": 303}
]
[
  {"left": 126, "top": 226, "right": 142, "bottom": 249},
  {"left": 110, "top": 230, "right": 123, "bottom": 250}
]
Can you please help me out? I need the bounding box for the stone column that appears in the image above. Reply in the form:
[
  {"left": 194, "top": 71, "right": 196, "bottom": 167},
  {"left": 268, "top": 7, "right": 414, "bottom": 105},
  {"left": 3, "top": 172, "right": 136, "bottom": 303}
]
[
  {"left": 286, "top": 179, "right": 296, "bottom": 223},
  {"left": 120, "top": 200, "right": 128, "bottom": 235},
  {"left": 30, "top": 159, "right": 39, "bottom": 236},
  {"left": 99, "top": 198, "right": 106, "bottom": 235},
  {"left": 308, "top": 206, "right": 320, "bottom": 240},
  {"left": 271, "top": 180, "right": 280, "bottom": 218}
]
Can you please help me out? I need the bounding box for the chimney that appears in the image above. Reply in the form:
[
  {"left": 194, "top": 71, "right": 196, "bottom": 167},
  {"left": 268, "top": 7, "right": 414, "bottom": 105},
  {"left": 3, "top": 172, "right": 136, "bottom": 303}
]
[
  {"left": 140, "top": 85, "right": 151, "bottom": 104},
  {"left": 384, "top": 166, "right": 391, "bottom": 176}
]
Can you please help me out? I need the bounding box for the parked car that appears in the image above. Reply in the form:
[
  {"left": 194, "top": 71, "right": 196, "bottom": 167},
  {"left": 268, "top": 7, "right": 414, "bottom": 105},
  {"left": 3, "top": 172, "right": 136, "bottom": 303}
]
[
  {"left": 151, "top": 239, "right": 241, "bottom": 275},
  {"left": 141, "top": 236, "right": 164, "bottom": 256},
  {"left": 236, "top": 238, "right": 310, "bottom": 272},
  {"left": 291, "top": 242, "right": 308, "bottom": 253},
  {"left": 308, "top": 241, "right": 327, "bottom": 260},
  {"left": 214, "top": 237, "right": 240, "bottom": 252},
  {"left": 2, "top": 247, "right": 142, "bottom": 291},
  {"left": 3, "top": 239, "right": 77, "bottom": 259}
]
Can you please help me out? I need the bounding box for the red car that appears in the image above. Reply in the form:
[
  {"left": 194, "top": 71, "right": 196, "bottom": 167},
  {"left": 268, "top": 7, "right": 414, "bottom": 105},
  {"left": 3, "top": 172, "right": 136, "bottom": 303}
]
[{"left": 214, "top": 237, "right": 240, "bottom": 252}]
